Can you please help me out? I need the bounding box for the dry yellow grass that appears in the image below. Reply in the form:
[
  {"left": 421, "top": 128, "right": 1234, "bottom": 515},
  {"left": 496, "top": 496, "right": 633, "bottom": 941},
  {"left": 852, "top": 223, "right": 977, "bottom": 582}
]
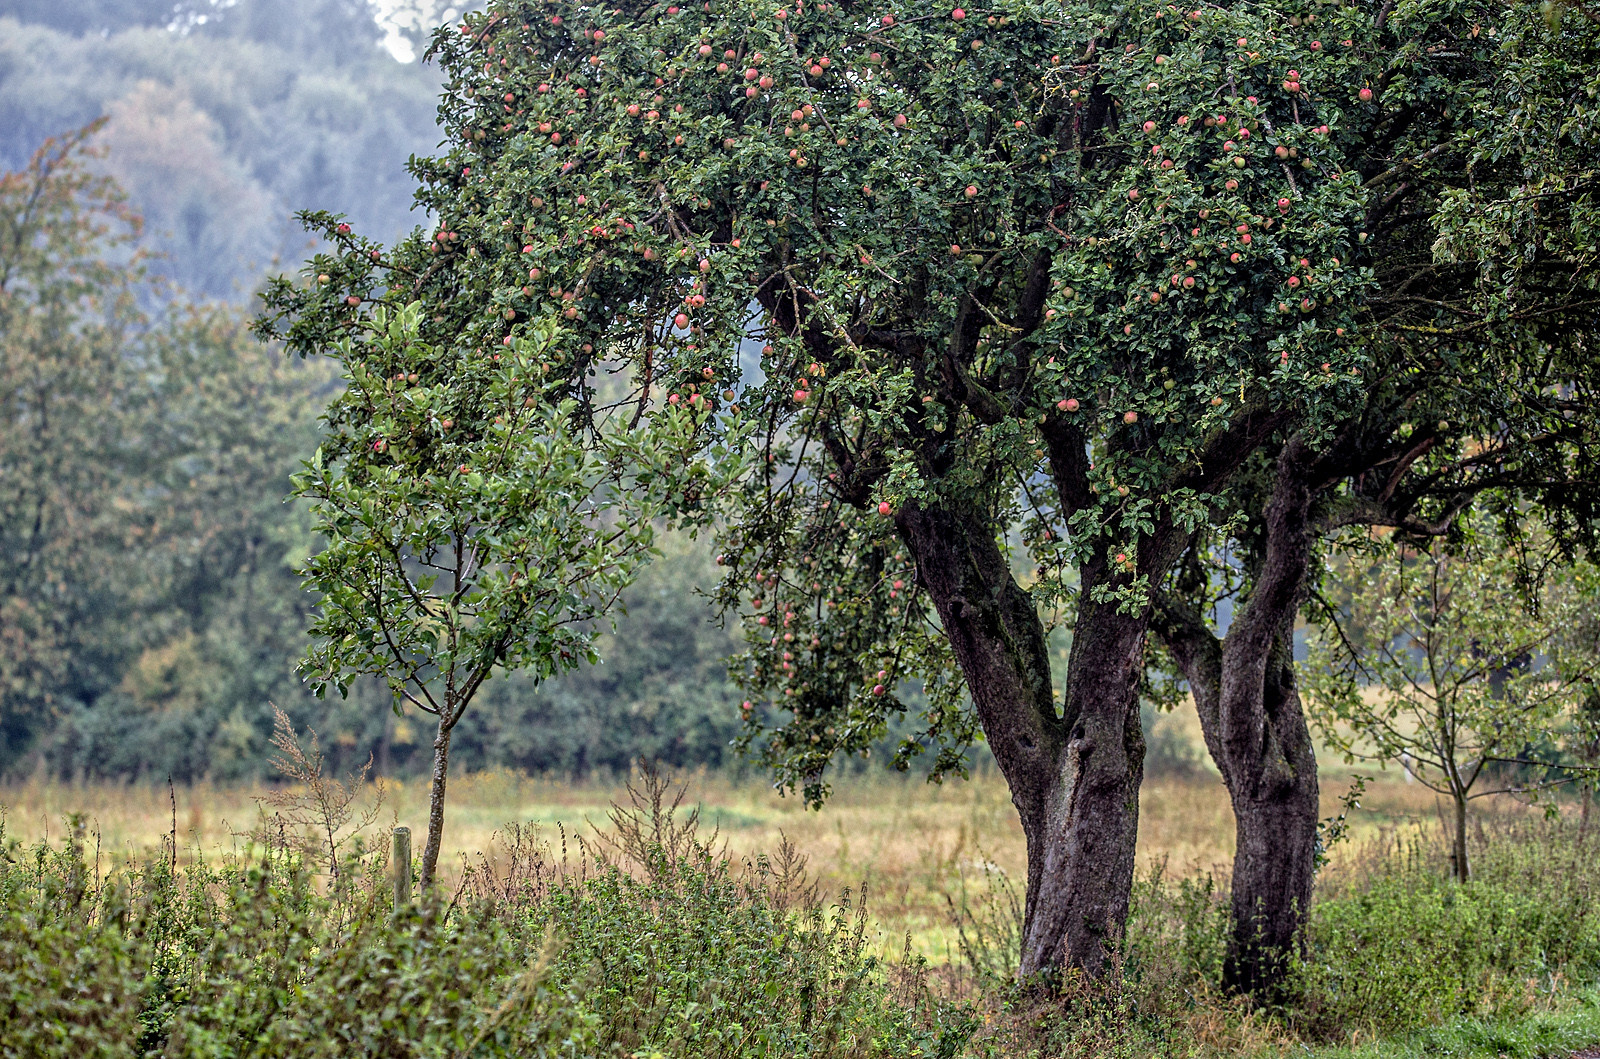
[{"left": 0, "top": 757, "right": 1554, "bottom": 964}]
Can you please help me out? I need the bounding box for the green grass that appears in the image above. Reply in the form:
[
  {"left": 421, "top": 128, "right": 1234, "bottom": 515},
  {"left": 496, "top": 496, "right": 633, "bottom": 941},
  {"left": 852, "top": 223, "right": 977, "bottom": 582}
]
[{"left": 1306, "top": 989, "right": 1600, "bottom": 1059}]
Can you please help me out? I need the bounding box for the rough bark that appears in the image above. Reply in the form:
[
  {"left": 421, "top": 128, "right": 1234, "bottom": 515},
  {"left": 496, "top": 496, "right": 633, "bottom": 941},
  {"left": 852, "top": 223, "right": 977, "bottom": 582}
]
[
  {"left": 419, "top": 716, "right": 453, "bottom": 889},
  {"left": 1224, "top": 616, "right": 1320, "bottom": 993},
  {"left": 899, "top": 501, "right": 1145, "bottom": 977},
  {"left": 1154, "top": 437, "right": 1321, "bottom": 995}
]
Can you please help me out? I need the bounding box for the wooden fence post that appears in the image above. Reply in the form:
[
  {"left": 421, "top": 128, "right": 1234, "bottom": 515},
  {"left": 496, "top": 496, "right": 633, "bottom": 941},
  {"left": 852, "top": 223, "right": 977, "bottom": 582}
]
[{"left": 392, "top": 826, "right": 412, "bottom": 915}]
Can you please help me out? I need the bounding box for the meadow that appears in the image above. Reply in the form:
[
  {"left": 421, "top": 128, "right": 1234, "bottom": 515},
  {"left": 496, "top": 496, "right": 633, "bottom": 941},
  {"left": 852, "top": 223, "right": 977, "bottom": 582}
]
[
  {"left": 5, "top": 750, "right": 1600, "bottom": 1058},
  {"left": 0, "top": 757, "right": 1556, "bottom": 962}
]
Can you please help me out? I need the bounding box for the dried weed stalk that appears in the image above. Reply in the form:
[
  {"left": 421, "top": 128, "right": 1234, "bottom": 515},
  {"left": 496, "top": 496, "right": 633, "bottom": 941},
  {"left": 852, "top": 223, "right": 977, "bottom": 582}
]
[{"left": 254, "top": 703, "right": 383, "bottom": 877}]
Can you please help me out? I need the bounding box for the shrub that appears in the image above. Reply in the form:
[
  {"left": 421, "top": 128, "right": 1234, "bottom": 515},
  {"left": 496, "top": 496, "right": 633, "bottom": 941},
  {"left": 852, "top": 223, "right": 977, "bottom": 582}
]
[
  {"left": 1293, "top": 821, "right": 1600, "bottom": 1039},
  {"left": 0, "top": 789, "right": 975, "bottom": 1058}
]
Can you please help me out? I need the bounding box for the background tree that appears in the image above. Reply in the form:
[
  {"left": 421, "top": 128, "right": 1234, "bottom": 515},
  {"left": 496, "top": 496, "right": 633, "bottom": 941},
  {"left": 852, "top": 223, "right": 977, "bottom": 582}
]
[
  {"left": 1305, "top": 516, "right": 1597, "bottom": 881},
  {"left": 0, "top": 124, "right": 147, "bottom": 763},
  {"left": 0, "top": 125, "right": 344, "bottom": 780}
]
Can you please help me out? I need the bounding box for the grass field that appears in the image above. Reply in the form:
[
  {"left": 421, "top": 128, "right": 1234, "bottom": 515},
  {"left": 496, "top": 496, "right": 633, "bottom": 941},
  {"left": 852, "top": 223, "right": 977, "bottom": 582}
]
[{"left": 0, "top": 756, "right": 1552, "bottom": 964}]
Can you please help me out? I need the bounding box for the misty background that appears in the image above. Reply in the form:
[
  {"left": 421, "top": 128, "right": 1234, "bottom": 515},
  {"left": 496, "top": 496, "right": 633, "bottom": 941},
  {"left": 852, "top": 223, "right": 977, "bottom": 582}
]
[{"left": 0, "top": 0, "right": 1200, "bottom": 785}]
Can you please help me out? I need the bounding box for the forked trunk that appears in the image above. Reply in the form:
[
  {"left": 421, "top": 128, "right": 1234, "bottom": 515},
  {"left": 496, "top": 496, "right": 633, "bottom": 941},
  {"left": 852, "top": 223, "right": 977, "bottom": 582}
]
[
  {"left": 419, "top": 717, "right": 453, "bottom": 889},
  {"left": 899, "top": 503, "right": 1146, "bottom": 978}
]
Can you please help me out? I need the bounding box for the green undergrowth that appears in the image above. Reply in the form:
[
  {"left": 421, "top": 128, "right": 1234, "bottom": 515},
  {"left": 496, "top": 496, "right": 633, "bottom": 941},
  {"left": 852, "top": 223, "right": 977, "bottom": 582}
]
[
  {"left": 947, "top": 820, "right": 1600, "bottom": 1057},
  {"left": 0, "top": 775, "right": 976, "bottom": 1059},
  {"left": 1303, "top": 988, "right": 1600, "bottom": 1059},
  {"left": 3, "top": 779, "right": 1597, "bottom": 1058}
]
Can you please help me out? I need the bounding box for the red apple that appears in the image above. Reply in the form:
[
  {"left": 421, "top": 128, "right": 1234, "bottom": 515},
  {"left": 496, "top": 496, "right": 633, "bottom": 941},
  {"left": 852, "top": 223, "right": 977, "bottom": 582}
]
[
  {"left": 878, "top": 501, "right": 892, "bottom": 515},
  {"left": 674, "top": 312, "right": 690, "bottom": 328},
  {"left": 1123, "top": 410, "right": 1138, "bottom": 423},
  {"left": 952, "top": 6, "right": 965, "bottom": 17}
]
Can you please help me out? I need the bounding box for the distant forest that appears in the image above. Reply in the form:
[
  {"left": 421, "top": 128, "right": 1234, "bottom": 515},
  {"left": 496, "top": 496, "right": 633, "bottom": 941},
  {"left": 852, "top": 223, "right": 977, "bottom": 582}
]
[
  {"left": 0, "top": 0, "right": 445, "bottom": 299},
  {"left": 0, "top": 0, "right": 1199, "bottom": 785},
  {"left": 0, "top": 0, "right": 766, "bottom": 783}
]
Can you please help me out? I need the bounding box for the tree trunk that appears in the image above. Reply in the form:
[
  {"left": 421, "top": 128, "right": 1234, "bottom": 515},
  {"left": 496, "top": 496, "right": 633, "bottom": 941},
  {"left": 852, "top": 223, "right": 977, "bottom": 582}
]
[
  {"left": 899, "top": 502, "right": 1146, "bottom": 978},
  {"left": 1452, "top": 790, "right": 1470, "bottom": 882},
  {"left": 1019, "top": 594, "right": 1147, "bottom": 977},
  {"left": 1154, "top": 437, "right": 1321, "bottom": 997},
  {"left": 419, "top": 716, "right": 453, "bottom": 889},
  {"left": 1221, "top": 620, "right": 1319, "bottom": 994}
]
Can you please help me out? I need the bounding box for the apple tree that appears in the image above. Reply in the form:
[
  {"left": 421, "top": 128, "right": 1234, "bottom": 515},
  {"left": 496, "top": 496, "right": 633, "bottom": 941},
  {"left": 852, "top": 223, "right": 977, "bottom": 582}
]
[
  {"left": 265, "top": 0, "right": 1599, "bottom": 988},
  {"left": 1145, "top": 0, "right": 1600, "bottom": 989},
  {"left": 259, "top": 300, "right": 744, "bottom": 889}
]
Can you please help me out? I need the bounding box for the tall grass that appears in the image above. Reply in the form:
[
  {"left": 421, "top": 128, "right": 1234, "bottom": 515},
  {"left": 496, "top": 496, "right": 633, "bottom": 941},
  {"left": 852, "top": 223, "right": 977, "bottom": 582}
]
[
  {"left": 3, "top": 770, "right": 1596, "bottom": 1057},
  {"left": 940, "top": 818, "right": 1600, "bottom": 1057},
  {"left": 0, "top": 771, "right": 974, "bottom": 1058}
]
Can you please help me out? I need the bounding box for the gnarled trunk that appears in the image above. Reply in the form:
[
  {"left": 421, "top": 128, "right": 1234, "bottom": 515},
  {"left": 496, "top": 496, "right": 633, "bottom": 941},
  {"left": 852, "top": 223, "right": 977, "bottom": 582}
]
[
  {"left": 1221, "top": 619, "right": 1319, "bottom": 993},
  {"left": 1018, "top": 594, "right": 1147, "bottom": 977},
  {"left": 1155, "top": 437, "right": 1321, "bottom": 996},
  {"left": 900, "top": 502, "right": 1146, "bottom": 978}
]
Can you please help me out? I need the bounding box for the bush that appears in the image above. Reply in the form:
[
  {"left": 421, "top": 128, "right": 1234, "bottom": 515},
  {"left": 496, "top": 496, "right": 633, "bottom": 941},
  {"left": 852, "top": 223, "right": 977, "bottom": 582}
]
[
  {"left": 0, "top": 785, "right": 975, "bottom": 1058},
  {"left": 1293, "top": 821, "right": 1600, "bottom": 1039}
]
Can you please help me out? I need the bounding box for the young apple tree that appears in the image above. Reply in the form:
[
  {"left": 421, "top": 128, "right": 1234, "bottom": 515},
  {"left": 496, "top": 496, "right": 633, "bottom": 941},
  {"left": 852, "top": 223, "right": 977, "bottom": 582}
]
[
  {"left": 278, "top": 303, "right": 738, "bottom": 887},
  {"left": 1305, "top": 518, "right": 1599, "bottom": 881}
]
